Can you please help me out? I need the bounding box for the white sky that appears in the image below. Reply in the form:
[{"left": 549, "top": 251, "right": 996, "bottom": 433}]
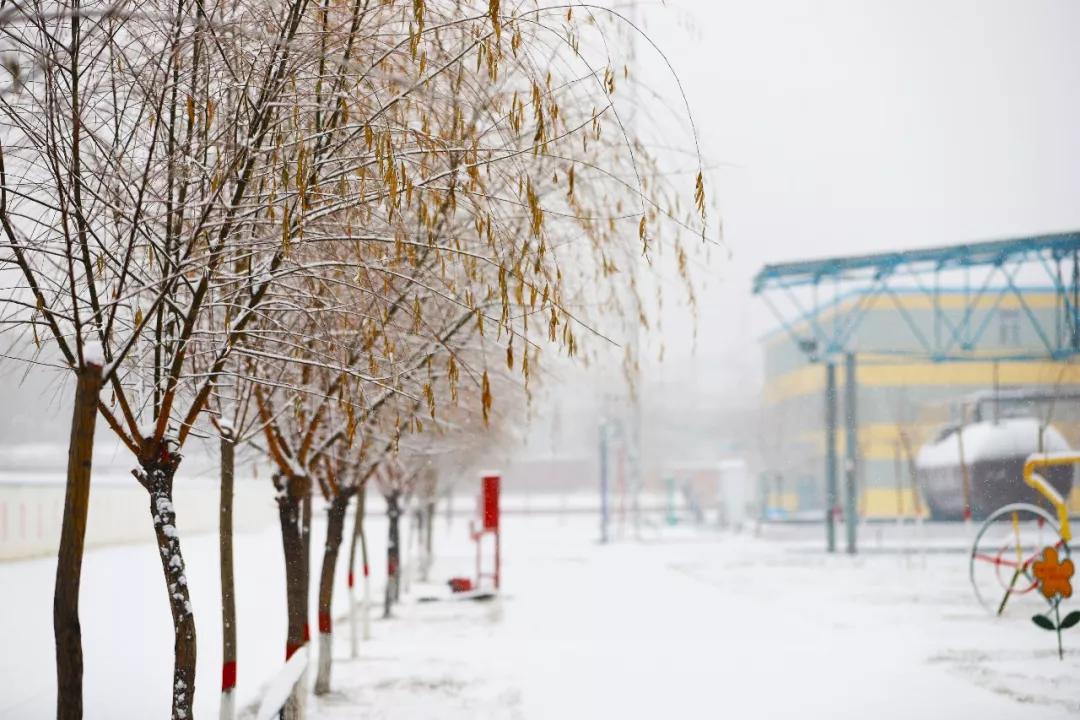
[
  {"left": 631, "top": 0, "right": 1080, "bottom": 399},
  {"left": 5, "top": 1, "right": 1080, "bottom": 446}
]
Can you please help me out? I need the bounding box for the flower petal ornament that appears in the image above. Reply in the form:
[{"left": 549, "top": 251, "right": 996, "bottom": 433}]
[
  {"left": 1031, "top": 545, "right": 1079, "bottom": 659},
  {"left": 1032, "top": 546, "right": 1074, "bottom": 600}
]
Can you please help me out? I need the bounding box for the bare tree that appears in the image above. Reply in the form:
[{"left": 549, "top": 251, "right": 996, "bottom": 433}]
[{"left": 0, "top": 2, "right": 711, "bottom": 717}]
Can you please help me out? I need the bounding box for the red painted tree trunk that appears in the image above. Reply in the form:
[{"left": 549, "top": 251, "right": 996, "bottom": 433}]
[
  {"left": 219, "top": 433, "right": 237, "bottom": 719},
  {"left": 276, "top": 473, "right": 310, "bottom": 719},
  {"left": 384, "top": 492, "right": 401, "bottom": 618},
  {"left": 356, "top": 485, "right": 371, "bottom": 642},
  {"left": 346, "top": 487, "right": 362, "bottom": 657},
  {"left": 314, "top": 491, "right": 350, "bottom": 694}
]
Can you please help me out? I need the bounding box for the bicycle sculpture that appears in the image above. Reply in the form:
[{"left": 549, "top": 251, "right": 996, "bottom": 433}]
[{"left": 969, "top": 453, "right": 1079, "bottom": 658}]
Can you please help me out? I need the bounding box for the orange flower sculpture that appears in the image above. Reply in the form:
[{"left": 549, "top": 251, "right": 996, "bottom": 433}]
[{"left": 1032, "top": 546, "right": 1074, "bottom": 600}]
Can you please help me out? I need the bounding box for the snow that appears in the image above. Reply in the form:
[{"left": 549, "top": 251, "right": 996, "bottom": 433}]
[
  {"left": 917, "top": 418, "right": 1070, "bottom": 468},
  {"left": 301, "top": 518, "right": 1079, "bottom": 720},
  {"left": 2, "top": 508, "right": 1078, "bottom": 719},
  {"left": 0, "top": 503, "right": 371, "bottom": 719},
  {"left": 139, "top": 422, "right": 158, "bottom": 441},
  {"left": 254, "top": 647, "right": 308, "bottom": 720},
  {"left": 82, "top": 341, "right": 104, "bottom": 368}
]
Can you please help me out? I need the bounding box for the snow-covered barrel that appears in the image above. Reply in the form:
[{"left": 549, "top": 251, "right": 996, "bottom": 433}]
[{"left": 916, "top": 417, "right": 1073, "bottom": 520}]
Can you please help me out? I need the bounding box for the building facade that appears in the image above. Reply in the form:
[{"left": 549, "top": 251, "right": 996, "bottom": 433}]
[{"left": 760, "top": 287, "right": 1080, "bottom": 518}]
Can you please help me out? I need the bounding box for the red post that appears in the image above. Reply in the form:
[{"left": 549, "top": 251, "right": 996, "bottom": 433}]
[
  {"left": 482, "top": 474, "right": 500, "bottom": 531},
  {"left": 475, "top": 473, "right": 501, "bottom": 590},
  {"left": 474, "top": 519, "right": 482, "bottom": 587}
]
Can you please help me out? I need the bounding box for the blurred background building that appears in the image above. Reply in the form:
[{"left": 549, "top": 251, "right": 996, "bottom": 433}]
[{"left": 760, "top": 286, "right": 1080, "bottom": 518}]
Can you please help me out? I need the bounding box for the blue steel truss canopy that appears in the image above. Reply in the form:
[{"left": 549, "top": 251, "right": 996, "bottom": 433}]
[
  {"left": 752, "top": 231, "right": 1080, "bottom": 362},
  {"left": 753, "top": 232, "right": 1080, "bottom": 292}
]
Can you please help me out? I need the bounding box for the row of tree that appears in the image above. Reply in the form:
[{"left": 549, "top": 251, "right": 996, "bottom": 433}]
[{"left": 0, "top": 1, "right": 708, "bottom": 718}]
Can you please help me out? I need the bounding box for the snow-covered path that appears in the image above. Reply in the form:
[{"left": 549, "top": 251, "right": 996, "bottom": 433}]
[
  {"left": 311, "top": 518, "right": 1079, "bottom": 719},
  {"left": 3, "top": 512, "right": 1079, "bottom": 718}
]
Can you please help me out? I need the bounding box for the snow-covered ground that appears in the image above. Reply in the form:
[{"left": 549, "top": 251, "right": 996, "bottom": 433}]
[
  {"left": 0, "top": 506, "right": 378, "bottom": 719},
  {"left": 3, "top": 511, "right": 1079, "bottom": 718}
]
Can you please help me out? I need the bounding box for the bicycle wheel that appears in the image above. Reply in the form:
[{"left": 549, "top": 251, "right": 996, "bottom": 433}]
[{"left": 969, "top": 502, "right": 1069, "bottom": 614}]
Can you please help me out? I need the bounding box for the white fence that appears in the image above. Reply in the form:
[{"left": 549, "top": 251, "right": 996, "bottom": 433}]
[
  {"left": 0, "top": 442, "right": 277, "bottom": 561},
  {"left": 0, "top": 473, "right": 276, "bottom": 562}
]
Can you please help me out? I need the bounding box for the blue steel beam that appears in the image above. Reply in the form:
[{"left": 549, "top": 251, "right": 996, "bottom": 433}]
[
  {"left": 752, "top": 231, "right": 1080, "bottom": 294},
  {"left": 754, "top": 231, "right": 1080, "bottom": 362}
]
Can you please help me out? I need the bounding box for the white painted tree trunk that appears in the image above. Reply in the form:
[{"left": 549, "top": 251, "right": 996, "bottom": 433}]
[
  {"left": 255, "top": 646, "right": 308, "bottom": 720},
  {"left": 401, "top": 514, "right": 413, "bottom": 595},
  {"left": 348, "top": 578, "right": 358, "bottom": 659},
  {"left": 219, "top": 689, "right": 235, "bottom": 720},
  {"left": 315, "top": 632, "right": 332, "bottom": 694},
  {"left": 283, "top": 664, "right": 307, "bottom": 720},
  {"left": 361, "top": 569, "right": 371, "bottom": 641}
]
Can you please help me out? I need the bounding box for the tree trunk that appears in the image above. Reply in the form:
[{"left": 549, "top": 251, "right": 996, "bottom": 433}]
[
  {"left": 423, "top": 500, "right": 435, "bottom": 582},
  {"left": 384, "top": 492, "right": 400, "bottom": 618},
  {"left": 54, "top": 362, "right": 102, "bottom": 720},
  {"left": 401, "top": 509, "right": 415, "bottom": 595},
  {"left": 314, "top": 492, "right": 350, "bottom": 695},
  {"left": 302, "top": 488, "right": 312, "bottom": 594},
  {"left": 358, "top": 485, "right": 371, "bottom": 641},
  {"left": 346, "top": 487, "right": 362, "bottom": 658},
  {"left": 219, "top": 434, "right": 237, "bottom": 720},
  {"left": 139, "top": 455, "right": 197, "bottom": 720},
  {"left": 276, "top": 473, "right": 309, "bottom": 720}
]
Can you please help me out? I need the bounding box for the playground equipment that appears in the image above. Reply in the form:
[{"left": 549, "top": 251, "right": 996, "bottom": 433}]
[
  {"left": 918, "top": 418, "right": 1072, "bottom": 521},
  {"left": 754, "top": 231, "right": 1080, "bottom": 554},
  {"left": 468, "top": 473, "right": 501, "bottom": 591},
  {"left": 440, "top": 473, "right": 501, "bottom": 600},
  {"left": 663, "top": 476, "right": 705, "bottom": 526},
  {"left": 969, "top": 452, "right": 1077, "bottom": 614}
]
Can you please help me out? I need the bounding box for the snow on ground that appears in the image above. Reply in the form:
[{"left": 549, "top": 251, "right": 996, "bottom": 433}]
[
  {"left": 310, "top": 517, "right": 1080, "bottom": 720},
  {"left": 3, "top": 509, "right": 1079, "bottom": 719},
  {"left": 0, "top": 508, "right": 387, "bottom": 719}
]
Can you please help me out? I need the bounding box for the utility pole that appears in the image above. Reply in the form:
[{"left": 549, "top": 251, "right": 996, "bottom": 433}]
[
  {"left": 824, "top": 361, "right": 838, "bottom": 552},
  {"left": 844, "top": 352, "right": 858, "bottom": 554}
]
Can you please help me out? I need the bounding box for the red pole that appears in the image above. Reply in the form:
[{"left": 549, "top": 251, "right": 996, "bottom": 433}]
[
  {"left": 475, "top": 523, "right": 481, "bottom": 588},
  {"left": 481, "top": 473, "right": 501, "bottom": 590},
  {"left": 495, "top": 528, "right": 501, "bottom": 590}
]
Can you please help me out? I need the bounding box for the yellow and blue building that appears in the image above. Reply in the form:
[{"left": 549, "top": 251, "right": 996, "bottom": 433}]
[{"left": 760, "top": 287, "right": 1080, "bottom": 518}]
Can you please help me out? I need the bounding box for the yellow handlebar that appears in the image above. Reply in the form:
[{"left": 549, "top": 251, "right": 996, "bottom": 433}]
[{"left": 1023, "top": 453, "right": 1078, "bottom": 542}]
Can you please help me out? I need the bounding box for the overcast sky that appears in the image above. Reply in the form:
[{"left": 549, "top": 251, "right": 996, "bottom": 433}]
[
  {"left": 5, "top": 1, "right": 1080, "bottom": 447},
  {"left": 630, "top": 0, "right": 1080, "bottom": 398}
]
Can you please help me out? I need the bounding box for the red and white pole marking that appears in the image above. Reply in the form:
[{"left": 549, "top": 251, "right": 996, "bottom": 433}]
[
  {"left": 474, "top": 473, "right": 501, "bottom": 590},
  {"left": 348, "top": 566, "right": 358, "bottom": 659},
  {"left": 220, "top": 660, "right": 237, "bottom": 720},
  {"left": 283, "top": 624, "right": 310, "bottom": 720},
  {"left": 361, "top": 561, "right": 371, "bottom": 641},
  {"left": 317, "top": 611, "right": 333, "bottom": 693}
]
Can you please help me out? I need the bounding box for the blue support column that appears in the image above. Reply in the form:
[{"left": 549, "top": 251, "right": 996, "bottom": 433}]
[
  {"left": 844, "top": 352, "right": 858, "bottom": 555},
  {"left": 825, "top": 362, "right": 838, "bottom": 553}
]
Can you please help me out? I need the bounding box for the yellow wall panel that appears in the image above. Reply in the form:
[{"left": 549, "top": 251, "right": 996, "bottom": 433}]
[
  {"left": 765, "top": 360, "right": 1080, "bottom": 405},
  {"left": 764, "top": 292, "right": 1060, "bottom": 348}
]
